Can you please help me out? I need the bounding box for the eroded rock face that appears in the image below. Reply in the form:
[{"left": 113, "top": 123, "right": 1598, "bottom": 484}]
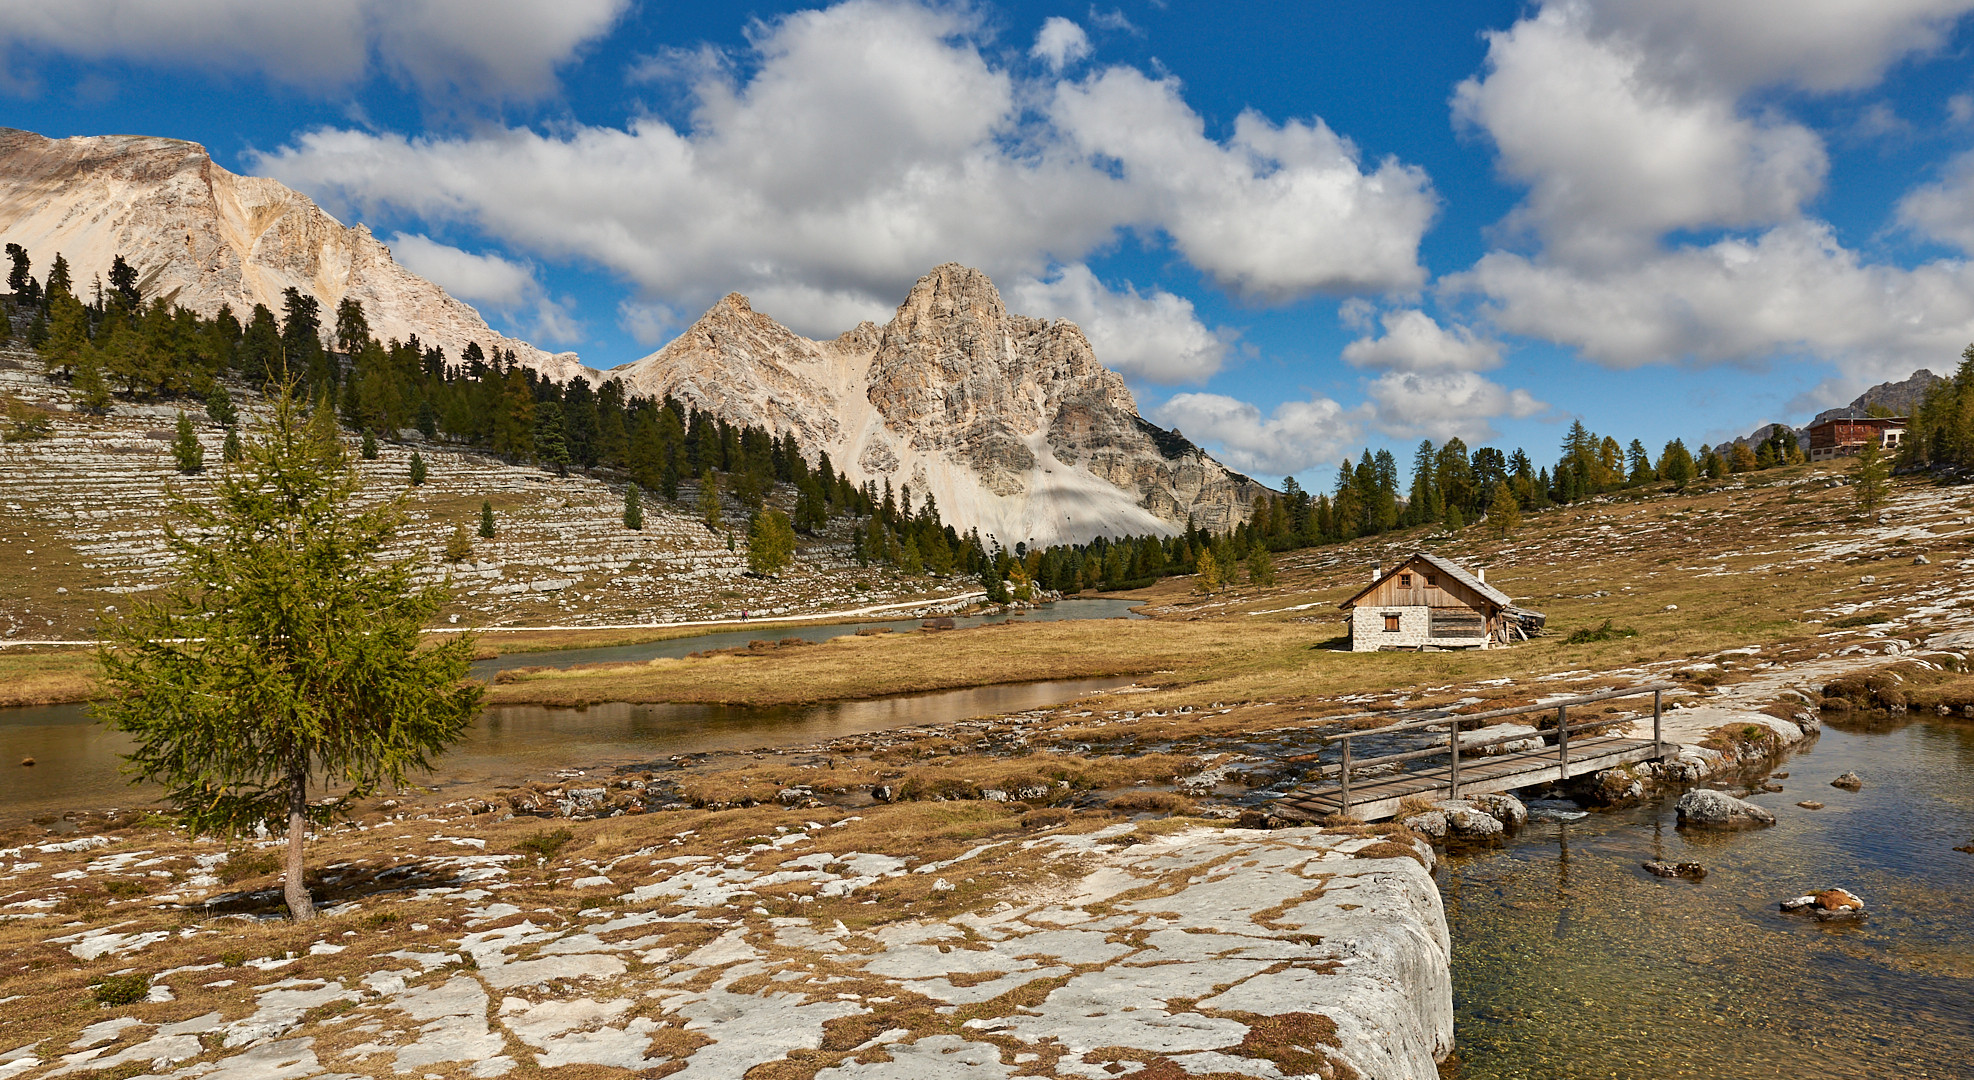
[
  {"left": 0, "top": 128, "right": 592, "bottom": 385},
  {"left": 1675, "top": 788, "right": 1776, "bottom": 829},
  {"left": 619, "top": 263, "right": 1272, "bottom": 546}
]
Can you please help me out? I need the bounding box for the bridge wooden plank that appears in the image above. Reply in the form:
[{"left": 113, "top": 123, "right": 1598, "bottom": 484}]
[{"left": 1272, "top": 736, "right": 1660, "bottom": 822}]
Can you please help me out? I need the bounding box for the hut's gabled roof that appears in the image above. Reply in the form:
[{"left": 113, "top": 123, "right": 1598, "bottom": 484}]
[{"left": 1340, "top": 552, "right": 1515, "bottom": 611}]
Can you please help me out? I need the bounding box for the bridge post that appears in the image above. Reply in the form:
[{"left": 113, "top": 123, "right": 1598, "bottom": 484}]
[
  {"left": 1339, "top": 737, "right": 1352, "bottom": 817},
  {"left": 1449, "top": 721, "right": 1461, "bottom": 801},
  {"left": 1653, "top": 689, "right": 1663, "bottom": 758},
  {"left": 1557, "top": 704, "right": 1569, "bottom": 771}
]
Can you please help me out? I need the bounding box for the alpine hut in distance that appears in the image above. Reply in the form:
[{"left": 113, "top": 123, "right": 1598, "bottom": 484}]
[{"left": 1340, "top": 553, "right": 1544, "bottom": 652}]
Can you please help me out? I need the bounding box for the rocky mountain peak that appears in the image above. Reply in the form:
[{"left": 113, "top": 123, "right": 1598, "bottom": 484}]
[
  {"left": 617, "top": 263, "right": 1269, "bottom": 547},
  {"left": 0, "top": 126, "right": 594, "bottom": 385}
]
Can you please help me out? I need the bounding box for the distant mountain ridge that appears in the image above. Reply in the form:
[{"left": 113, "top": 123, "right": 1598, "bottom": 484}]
[
  {"left": 0, "top": 127, "right": 595, "bottom": 385},
  {"left": 617, "top": 264, "right": 1271, "bottom": 548}
]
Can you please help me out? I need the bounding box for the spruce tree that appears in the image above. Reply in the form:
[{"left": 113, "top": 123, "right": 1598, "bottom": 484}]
[
  {"left": 408, "top": 451, "right": 427, "bottom": 486},
  {"left": 479, "top": 500, "right": 496, "bottom": 538},
  {"left": 360, "top": 430, "right": 379, "bottom": 460},
  {"left": 624, "top": 482, "right": 643, "bottom": 531},
  {"left": 0, "top": 299, "right": 11, "bottom": 341},
  {"left": 94, "top": 383, "right": 482, "bottom": 922},
  {"left": 205, "top": 386, "right": 238, "bottom": 428},
  {"left": 171, "top": 412, "right": 204, "bottom": 473},
  {"left": 222, "top": 428, "right": 243, "bottom": 463}
]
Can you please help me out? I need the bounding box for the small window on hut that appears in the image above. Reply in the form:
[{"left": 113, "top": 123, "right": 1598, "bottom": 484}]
[
  {"left": 1426, "top": 574, "right": 1439, "bottom": 587},
  {"left": 1383, "top": 614, "right": 1401, "bottom": 632},
  {"left": 1398, "top": 573, "right": 1412, "bottom": 587}
]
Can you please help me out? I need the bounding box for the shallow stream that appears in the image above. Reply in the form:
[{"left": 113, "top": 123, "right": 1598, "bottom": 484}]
[{"left": 1442, "top": 717, "right": 1974, "bottom": 1078}]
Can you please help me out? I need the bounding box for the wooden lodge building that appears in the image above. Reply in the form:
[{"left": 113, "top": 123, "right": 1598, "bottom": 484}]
[
  {"left": 1340, "top": 553, "right": 1544, "bottom": 652},
  {"left": 1804, "top": 414, "right": 1906, "bottom": 462}
]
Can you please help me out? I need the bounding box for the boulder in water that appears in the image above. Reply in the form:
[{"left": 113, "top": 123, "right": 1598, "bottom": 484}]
[
  {"left": 1781, "top": 888, "right": 1864, "bottom": 920},
  {"left": 1831, "top": 772, "right": 1864, "bottom": 791},
  {"left": 1675, "top": 788, "right": 1776, "bottom": 829},
  {"left": 1642, "top": 860, "right": 1707, "bottom": 880}
]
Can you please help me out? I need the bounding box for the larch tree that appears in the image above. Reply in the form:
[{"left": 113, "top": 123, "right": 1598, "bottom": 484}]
[
  {"left": 94, "top": 385, "right": 482, "bottom": 921},
  {"left": 747, "top": 509, "right": 796, "bottom": 576},
  {"left": 1487, "top": 479, "right": 1521, "bottom": 537},
  {"left": 1852, "top": 439, "right": 1890, "bottom": 514}
]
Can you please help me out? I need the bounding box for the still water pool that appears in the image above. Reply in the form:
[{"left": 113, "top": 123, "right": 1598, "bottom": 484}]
[{"left": 1442, "top": 717, "right": 1974, "bottom": 1079}]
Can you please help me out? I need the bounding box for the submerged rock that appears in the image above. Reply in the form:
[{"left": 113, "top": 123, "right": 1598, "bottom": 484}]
[
  {"left": 1831, "top": 772, "right": 1864, "bottom": 791},
  {"left": 1781, "top": 888, "right": 1865, "bottom": 920},
  {"left": 1797, "top": 801, "right": 1824, "bottom": 810},
  {"left": 1675, "top": 789, "right": 1776, "bottom": 830},
  {"left": 1641, "top": 861, "right": 1707, "bottom": 881}
]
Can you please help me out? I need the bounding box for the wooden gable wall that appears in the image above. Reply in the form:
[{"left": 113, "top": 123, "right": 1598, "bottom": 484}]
[{"left": 1352, "top": 557, "right": 1497, "bottom": 613}]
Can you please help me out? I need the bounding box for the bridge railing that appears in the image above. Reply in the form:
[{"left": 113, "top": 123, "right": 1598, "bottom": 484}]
[{"left": 1315, "top": 682, "right": 1675, "bottom": 816}]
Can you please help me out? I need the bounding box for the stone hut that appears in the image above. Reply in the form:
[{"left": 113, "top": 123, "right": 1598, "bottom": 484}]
[{"left": 1339, "top": 553, "right": 1543, "bottom": 652}]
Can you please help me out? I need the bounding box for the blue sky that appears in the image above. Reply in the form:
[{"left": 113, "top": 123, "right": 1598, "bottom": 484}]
[{"left": 8, "top": 0, "right": 1974, "bottom": 486}]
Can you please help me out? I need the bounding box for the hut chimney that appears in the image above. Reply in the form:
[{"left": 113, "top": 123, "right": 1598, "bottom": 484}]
[{"left": 1477, "top": 568, "right": 1486, "bottom": 582}]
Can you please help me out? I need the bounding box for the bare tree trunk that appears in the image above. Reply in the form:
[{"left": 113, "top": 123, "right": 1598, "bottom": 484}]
[{"left": 284, "top": 766, "right": 316, "bottom": 922}]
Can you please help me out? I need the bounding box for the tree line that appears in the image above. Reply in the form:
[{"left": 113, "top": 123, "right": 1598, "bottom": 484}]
[{"left": 5, "top": 242, "right": 1823, "bottom": 596}]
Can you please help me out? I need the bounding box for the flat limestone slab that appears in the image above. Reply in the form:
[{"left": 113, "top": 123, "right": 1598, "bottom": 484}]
[{"left": 34, "top": 824, "right": 1453, "bottom": 1080}]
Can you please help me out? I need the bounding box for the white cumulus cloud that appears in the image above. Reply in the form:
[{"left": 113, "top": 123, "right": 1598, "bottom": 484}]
[
  {"left": 0, "top": 0, "right": 628, "bottom": 100},
  {"left": 1448, "top": 0, "right": 1974, "bottom": 398},
  {"left": 1898, "top": 150, "right": 1974, "bottom": 254},
  {"left": 1030, "top": 17, "right": 1090, "bottom": 71},
  {"left": 1007, "top": 264, "right": 1228, "bottom": 383},
  {"left": 253, "top": 0, "right": 1436, "bottom": 341},
  {"left": 1452, "top": 1, "right": 1825, "bottom": 264},
  {"left": 1365, "top": 370, "right": 1546, "bottom": 444},
  {"left": 1151, "top": 392, "right": 1363, "bottom": 479},
  {"left": 1342, "top": 309, "right": 1502, "bottom": 373},
  {"left": 386, "top": 233, "right": 581, "bottom": 345}
]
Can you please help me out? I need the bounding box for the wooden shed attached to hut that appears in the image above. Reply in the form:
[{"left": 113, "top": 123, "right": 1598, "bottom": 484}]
[{"left": 1339, "top": 553, "right": 1543, "bottom": 652}]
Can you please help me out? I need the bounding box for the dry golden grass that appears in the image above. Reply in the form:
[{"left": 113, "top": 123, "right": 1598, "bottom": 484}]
[{"left": 0, "top": 647, "right": 98, "bottom": 706}]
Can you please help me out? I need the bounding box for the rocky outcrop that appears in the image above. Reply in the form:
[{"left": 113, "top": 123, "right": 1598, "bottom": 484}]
[
  {"left": 0, "top": 128, "right": 592, "bottom": 384},
  {"left": 1674, "top": 788, "right": 1776, "bottom": 829},
  {"left": 620, "top": 263, "right": 1272, "bottom": 547}
]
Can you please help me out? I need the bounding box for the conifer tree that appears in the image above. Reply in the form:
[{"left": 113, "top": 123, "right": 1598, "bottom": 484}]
[
  {"left": 697, "top": 469, "right": 722, "bottom": 531},
  {"left": 408, "top": 451, "right": 427, "bottom": 486},
  {"left": 445, "top": 524, "right": 474, "bottom": 563},
  {"left": 1246, "top": 545, "right": 1275, "bottom": 586},
  {"left": 900, "top": 537, "right": 922, "bottom": 574},
  {"left": 360, "top": 430, "right": 379, "bottom": 460},
  {"left": 747, "top": 509, "right": 796, "bottom": 576},
  {"left": 1193, "top": 548, "right": 1221, "bottom": 595},
  {"left": 623, "top": 482, "right": 643, "bottom": 531},
  {"left": 206, "top": 386, "right": 238, "bottom": 428},
  {"left": 0, "top": 298, "right": 11, "bottom": 341},
  {"left": 95, "top": 383, "right": 482, "bottom": 922},
  {"left": 222, "top": 428, "right": 243, "bottom": 463},
  {"left": 479, "top": 500, "right": 496, "bottom": 538},
  {"left": 1487, "top": 479, "right": 1520, "bottom": 537},
  {"left": 1852, "top": 439, "right": 1889, "bottom": 514},
  {"left": 172, "top": 411, "right": 204, "bottom": 473}
]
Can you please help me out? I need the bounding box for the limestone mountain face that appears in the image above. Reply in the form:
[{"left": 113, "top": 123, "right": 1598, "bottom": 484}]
[
  {"left": 0, "top": 128, "right": 593, "bottom": 384},
  {"left": 621, "top": 263, "right": 1270, "bottom": 547}
]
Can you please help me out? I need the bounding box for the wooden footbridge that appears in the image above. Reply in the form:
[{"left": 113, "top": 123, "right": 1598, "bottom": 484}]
[{"left": 1273, "top": 683, "right": 1675, "bottom": 822}]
